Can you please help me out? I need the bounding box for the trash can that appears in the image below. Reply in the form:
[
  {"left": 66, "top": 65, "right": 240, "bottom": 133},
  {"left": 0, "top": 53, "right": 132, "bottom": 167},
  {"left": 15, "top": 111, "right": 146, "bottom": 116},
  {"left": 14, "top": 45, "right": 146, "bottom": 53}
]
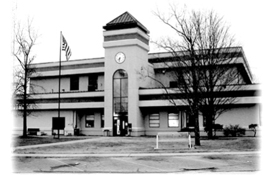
[
  {"left": 128, "top": 123, "right": 132, "bottom": 136},
  {"left": 74, "top": 128, "right": 80, "bottom": 136},
  {"left": 103, "top": 129, "right": 110, "bottom": 136}
]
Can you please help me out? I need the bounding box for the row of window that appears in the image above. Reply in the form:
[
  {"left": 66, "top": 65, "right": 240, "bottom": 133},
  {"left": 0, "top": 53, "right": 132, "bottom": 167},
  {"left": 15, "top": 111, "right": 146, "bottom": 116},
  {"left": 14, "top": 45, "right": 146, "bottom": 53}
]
[
  {"left": 149, "top": 113, "right": 180, "bottom": 128},
  {"left": 70, "top": 74, "right": 98, "bottom": 91},
  {"left": 70, "top": 75, "right": 240, "bottom": 91},
  {"left": 149, "top": 112, "right": 196, "bottom": 128},
  {"left": 85, "top": 113, "right": 179, "bottom": 128},
  {"left": 84, "top": 112, "right": 196, "bottom": 128}
]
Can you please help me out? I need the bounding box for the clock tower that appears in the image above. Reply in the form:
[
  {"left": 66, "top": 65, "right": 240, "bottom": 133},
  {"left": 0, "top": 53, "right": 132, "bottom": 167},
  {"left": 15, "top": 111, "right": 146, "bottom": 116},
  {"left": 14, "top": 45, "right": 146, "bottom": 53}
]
[{"left": 103, "top": 12, "right": 150, "bottom": 136}]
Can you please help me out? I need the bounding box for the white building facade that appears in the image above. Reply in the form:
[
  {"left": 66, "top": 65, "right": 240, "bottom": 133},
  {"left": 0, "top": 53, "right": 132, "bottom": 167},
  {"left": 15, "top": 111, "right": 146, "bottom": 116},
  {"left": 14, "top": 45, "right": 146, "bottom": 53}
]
[{"left": 14, "top": 12, "right": 260, "bottom": 136}]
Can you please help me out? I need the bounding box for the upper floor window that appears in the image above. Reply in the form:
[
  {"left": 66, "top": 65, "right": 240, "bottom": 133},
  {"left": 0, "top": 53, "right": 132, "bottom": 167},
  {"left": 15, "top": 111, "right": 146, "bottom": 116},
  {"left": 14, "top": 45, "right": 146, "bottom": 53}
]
[
  {"left": 88, "top": 74, "right": 98, "bottom": 91},
  {"left": 113, "top": 69, "right": 128, "bottom": 114},
  {"left": 70, "top": 76, "right": 79, "bottom": 90},
  {"left": 170, "top": 81, "right": 178, "bottom": 88},
  {"left": 168, "top": 113, "right": 179, "bottom": 127}
]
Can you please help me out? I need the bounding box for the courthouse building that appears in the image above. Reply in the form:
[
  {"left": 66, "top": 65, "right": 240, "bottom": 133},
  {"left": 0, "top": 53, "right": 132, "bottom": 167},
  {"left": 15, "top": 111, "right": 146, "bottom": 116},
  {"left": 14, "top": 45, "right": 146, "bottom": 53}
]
[{"left": 14, "top": 12, "right": 260, "bottom": 136}]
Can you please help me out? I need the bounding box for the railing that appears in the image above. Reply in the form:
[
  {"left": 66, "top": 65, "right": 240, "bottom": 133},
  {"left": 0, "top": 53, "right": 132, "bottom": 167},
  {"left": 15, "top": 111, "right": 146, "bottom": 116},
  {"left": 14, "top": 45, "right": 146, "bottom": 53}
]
[
  {"left": 139, "top": 83, "right": 260, "bottom": 90},
  {"left": 155, "top": 132, "right": 193, "bottom": 149},
  {"left": 28, "top": 89, "right": 104, "bottom": 95}
]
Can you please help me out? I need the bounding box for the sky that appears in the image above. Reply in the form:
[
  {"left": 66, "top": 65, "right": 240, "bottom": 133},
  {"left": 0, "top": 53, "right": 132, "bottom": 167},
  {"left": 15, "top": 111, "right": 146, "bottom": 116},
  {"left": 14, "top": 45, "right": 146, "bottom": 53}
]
[{"left": 10, "top": 0, "right": 275, "bottom": 83}]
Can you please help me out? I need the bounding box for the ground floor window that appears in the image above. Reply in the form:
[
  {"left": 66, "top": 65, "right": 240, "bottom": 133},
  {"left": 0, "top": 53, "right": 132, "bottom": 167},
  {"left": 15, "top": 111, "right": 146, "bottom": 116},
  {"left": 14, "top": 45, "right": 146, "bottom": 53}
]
[
  {"left": 149, "top": 113, "right": 160, "bottom": 128},
  {"left": 86, "top": 114, "right": 95, "bottom": 128},
  {"left": 168, "top": 113, "right": 179, "bottom": 127},
  {"left": 203, "top": 115, "right": 206, "bottom": 126},
  {"left": 186, "top": 113, "right": 195, "bottom": 127}
]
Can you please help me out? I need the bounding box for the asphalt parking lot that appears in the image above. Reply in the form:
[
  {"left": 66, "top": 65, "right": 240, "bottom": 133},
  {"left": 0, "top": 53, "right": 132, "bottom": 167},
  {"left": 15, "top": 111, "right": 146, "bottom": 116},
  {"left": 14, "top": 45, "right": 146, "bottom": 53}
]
[{"left": 13, "top": 153, "right": 259, "bottom": 173}]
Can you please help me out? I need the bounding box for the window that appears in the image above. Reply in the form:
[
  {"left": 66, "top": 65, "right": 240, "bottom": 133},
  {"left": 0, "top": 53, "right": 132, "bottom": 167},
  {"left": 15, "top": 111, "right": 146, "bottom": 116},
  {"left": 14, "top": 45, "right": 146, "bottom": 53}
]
[
  {"left": 88, "top": 74, "right": 98, "bottom": 91},
  {"left": 85, "top": 114, "right": 95, "bottom": 128},
  {"left": 70, "top": 76, "right": 79, "bottom": 90},
  {"left": 101, "top": 114, "right": 104, "bottom": 128},
  {"left": 168, "top": 113, "right": 179, "bottom": 127},
  {"left": 113, "top": 69, "right": 128, "bottom": 114},
  {"left": 149, "top": 113, "right": 160, "bottom": 128},
  {"left": 203, "top": 115, "right": 206, "bottom": 127},
  {"left": 186, "top": 113, "right": 195, "bottom": 127},
  {"left": 170, "top": 81, "right": 178, "bottom": 88}
]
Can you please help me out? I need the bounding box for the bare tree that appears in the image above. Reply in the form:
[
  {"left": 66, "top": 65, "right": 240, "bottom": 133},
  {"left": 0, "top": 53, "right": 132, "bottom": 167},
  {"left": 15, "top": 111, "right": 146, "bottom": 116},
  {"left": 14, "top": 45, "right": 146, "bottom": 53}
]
[
  {"left": 184, "top": 11, "right": 244, "bottom": 139},
  {"left": 13, "top": 19, "right": 39, "bottom": 137},
  {"left": 199, "top": 47, "right": 244, "bottom": 139},
  {"left": 145, "top": 6, "right": 244, "bottom": 144},
  {"left": 146, "top": 7, "right": 204, "bottom": 146}
]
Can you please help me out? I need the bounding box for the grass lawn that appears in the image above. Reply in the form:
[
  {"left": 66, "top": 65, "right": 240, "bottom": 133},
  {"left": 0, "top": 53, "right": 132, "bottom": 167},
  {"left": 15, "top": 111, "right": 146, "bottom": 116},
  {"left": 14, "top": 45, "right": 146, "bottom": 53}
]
[
  {"left": 13, "top": 136, "right": 260, "bottom": 154},
  {"left": 198, "top": 136, "right": 260, "bottom": 151}
]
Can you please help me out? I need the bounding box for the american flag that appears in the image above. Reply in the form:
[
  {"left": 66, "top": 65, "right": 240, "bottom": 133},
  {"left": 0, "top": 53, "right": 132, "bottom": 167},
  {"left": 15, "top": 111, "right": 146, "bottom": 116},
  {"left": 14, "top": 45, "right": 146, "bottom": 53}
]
[{"left": 62, "top": 34, "right": 72, "bottom": 60}]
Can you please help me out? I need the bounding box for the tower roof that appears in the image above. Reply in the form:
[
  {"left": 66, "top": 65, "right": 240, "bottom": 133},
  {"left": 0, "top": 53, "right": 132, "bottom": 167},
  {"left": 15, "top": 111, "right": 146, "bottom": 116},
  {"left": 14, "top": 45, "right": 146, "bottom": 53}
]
[{"left": 103, "top": 11, "right": 149, "bottom": 34}]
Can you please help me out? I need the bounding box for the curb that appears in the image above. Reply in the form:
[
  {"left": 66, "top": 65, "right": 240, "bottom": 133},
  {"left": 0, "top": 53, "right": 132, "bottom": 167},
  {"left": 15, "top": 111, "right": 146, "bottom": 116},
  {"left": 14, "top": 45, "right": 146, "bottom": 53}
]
[{"left": 13, "top": 151, "right": 260, "bottom": 158}]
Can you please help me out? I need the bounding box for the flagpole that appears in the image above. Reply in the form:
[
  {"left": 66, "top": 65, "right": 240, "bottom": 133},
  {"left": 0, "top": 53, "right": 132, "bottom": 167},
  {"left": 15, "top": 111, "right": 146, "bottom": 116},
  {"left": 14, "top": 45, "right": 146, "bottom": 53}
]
[{"left": 57, "top": 31, "right": 62, "bottom": 139}]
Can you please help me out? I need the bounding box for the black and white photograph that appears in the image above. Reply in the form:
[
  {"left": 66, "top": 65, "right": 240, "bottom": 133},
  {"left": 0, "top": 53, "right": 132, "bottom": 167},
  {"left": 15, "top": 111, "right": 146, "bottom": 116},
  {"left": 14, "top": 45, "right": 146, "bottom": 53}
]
[{"left": 2, "top": 0, "right": 274, "bottom": 174}]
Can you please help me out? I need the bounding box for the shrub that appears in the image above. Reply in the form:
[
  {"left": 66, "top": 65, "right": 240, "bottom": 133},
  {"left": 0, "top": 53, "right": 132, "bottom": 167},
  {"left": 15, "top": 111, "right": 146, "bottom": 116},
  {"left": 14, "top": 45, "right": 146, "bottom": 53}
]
[
  {"left": 223, "top": 124, "right": 246, "bottom": 137},
  {"left": 249, "top": 124, "right": 258, "bottom": 137},
  {"left": 204, "top": 124, "right": 223, "bottom": 137},
  {"left": 41, "top": 132, "right": 47, "bottom": 136}
]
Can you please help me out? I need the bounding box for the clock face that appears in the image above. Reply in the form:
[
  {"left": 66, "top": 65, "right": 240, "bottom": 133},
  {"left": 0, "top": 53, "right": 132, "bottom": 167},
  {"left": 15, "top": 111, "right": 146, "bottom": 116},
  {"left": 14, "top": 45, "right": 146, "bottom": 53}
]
[{"left": 115, "top": 52, "right": 126, "bottom": 64}]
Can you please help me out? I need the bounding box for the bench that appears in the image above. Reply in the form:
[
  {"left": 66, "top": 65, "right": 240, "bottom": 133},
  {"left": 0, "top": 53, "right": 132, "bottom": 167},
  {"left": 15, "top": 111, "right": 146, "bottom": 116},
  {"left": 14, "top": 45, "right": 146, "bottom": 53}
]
[
  {"left": 28, "top": 128, "right": 40, "bottom": 135},
  {"left": 155, "top": 132, "right": 192, "bottom": 149}
]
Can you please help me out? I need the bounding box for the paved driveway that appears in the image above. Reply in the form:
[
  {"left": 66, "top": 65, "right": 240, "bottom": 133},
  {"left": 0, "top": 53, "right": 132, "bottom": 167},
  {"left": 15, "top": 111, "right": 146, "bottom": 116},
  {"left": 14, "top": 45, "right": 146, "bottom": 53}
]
[{"left": 13, "top": 153, "right": 259, "bottom": 173}]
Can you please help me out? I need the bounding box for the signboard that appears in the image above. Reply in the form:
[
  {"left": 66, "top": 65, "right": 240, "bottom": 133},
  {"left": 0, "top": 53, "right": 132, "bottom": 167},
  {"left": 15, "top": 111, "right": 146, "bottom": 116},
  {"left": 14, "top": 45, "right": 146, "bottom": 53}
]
[{"left": 52, "top": 117, "right": 65, "bottom": 130}]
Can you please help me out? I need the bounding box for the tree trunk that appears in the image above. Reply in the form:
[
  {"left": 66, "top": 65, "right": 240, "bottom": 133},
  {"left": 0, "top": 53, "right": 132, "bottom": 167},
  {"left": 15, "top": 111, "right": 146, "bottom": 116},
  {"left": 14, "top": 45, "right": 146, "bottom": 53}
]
[
  {"left": 22, "top": 68, "right": 28, "bottom": 137},
  {"left": 194, "top": 111, "right": 201, "bottom": 146},
  {"left": 206, "top": 113, "right": 213, "bottom": 139}
]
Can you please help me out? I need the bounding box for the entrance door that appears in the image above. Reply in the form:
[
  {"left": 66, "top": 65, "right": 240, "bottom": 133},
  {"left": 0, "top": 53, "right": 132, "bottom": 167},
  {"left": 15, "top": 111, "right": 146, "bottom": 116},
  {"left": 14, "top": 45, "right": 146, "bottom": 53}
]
[
  {"left": 113, "top": 115, "right": 128, "bottom": 136},
  {"left": 119, "top": 115, "right": 128, "bottom": 136}
]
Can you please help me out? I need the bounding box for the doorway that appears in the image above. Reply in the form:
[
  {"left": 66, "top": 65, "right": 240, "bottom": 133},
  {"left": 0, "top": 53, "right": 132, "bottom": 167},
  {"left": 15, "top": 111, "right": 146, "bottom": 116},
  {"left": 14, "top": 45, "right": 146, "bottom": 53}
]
[{"left": 113, "top": 114, "right": 128, "bottom": 136}]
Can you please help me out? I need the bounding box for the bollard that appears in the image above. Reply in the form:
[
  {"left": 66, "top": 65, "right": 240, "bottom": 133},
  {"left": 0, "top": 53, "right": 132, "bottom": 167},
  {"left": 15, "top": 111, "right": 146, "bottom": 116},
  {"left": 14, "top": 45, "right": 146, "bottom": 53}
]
[
  {"left": 155, "top": 135, "right": 159, "bottom": 149},
  {"left": 188, "top": 134, "right": 192, "bottom": 148}
]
